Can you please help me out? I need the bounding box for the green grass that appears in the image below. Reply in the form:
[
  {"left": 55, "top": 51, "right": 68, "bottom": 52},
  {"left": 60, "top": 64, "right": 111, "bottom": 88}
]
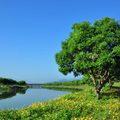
[
  {"left": 0, "top": 85, "right": 28, "bottom": 90},
  {"left": 41, "top": 84, "right": 93, "bottom": 90},
  {"left": 113, "top": 82, "right": 120, "bottom": 86},
  {"left": 0, "top": 84, "right": 120, "bottom": 120}
]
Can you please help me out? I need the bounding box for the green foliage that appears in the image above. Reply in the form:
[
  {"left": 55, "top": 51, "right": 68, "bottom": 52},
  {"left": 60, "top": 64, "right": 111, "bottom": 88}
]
[
  {"left": 43, "top": 80, "right": 82, "bottom": 86},
  {"left": 0, "top": 77, "right": 18, "bottom": 85},
  {"left": 55, "top": 17, "right": 120, "bottom": 98},
  {"left": 0, "top": 77, "right": 27, "bottom": 86},
  {"left": 43, "top": 77, "right": 93, "bottom": 86},
  {"left": 80, "top": 74, "right": 93, "bottom": 86},
  {"left": 18, "top": 81, "right": 27, "bottom": 85},
  {"left": 55, "top": 17, "right": 120, "bottom": 77}
]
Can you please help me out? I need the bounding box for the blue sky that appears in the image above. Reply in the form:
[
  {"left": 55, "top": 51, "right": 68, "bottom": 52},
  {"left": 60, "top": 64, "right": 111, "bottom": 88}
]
[{"left": 0, "top": 0, "right": 120, "bottom": 83}]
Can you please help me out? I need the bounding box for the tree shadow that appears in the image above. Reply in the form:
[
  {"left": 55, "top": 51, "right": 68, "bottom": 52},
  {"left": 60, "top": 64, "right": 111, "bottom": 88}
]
[
  {"left": 100, "top": 86, "right": 120, "bottom": 100},
  {"left": 111, "top": 86, "right": 120, "bottom": 90}
]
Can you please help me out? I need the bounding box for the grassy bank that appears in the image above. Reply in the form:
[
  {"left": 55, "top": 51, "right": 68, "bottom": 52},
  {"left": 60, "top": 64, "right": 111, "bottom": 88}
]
[
  {"left": 0, "top": 77, "right": 28, "bottom": 91},
  {"left": 41, "top": 82, "right": 120, "bottom": 91},
  {"left": 0, "top": 85, "right": 28, "bottom": 90},
  {"left": 41, "top": 85, "right": 93, "bottom": 91},
  {"left": 0, "top": 84, "right": 120, "bottom": 119}
]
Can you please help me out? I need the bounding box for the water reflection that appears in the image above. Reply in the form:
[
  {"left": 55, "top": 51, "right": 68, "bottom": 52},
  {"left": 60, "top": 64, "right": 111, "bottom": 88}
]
[
  {"left": 0, "top": 85, "right": 81, "bottom": 110},
  {"left": 41, "top": 87, "right": 82, "bottom": 93},
  {"left": 0, "top": 87, "right": 27, "bottom": 100},
  {"left": 0, "top": 85, "right": 82, "bottom": 100},
  {"left": 28, "top": 84, "right": 82, "bottom": 93},
  {"left": 28, "top": 84, "right": 41, "bottom": 89}
]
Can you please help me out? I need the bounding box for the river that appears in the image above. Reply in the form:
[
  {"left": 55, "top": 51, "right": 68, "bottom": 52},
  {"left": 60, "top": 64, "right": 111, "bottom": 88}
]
[{"left": 0, "top": 85, "right": 78, "bottom": 110}]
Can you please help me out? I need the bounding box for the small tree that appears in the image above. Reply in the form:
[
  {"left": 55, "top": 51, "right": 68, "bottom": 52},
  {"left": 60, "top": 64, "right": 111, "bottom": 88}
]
[
  {"left": 18, "top": 81, "right": 27, "bottom": 85},
  {"left": 55, "top": 17, "right": 120, "bottom": 99}
]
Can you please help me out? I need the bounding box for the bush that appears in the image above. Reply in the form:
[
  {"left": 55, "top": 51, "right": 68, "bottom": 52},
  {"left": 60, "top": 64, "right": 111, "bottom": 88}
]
[
  {"left": 0, "top": 77, "right": 18, "bottom": 85},
  {"left": 18, "top": 81, "right": 27, "bottom": 85}
]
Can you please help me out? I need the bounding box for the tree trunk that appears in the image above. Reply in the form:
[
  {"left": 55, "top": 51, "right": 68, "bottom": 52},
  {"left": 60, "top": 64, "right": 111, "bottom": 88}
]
[
  {"left": 98, "top": 80, "right": 103, "bottom": 93},
  {"left": 90, "top": 74, "right": 97, "bottom": 94},
  {"left": 109, "top": 79, "right": 112, "bottom": 89},
  {"left": 97, "top": 90, "right": 100, "bottom": 99},
  {"left": 95, "top": 87, "right": 97, "bottom": 94},
  {"left": 101, "top": 89, "right": 103, "bottom": 92},
  {"left": 98, "top": 79, "right": 107, "bottom": 97},
  {"left": 97, "top": 80, "right": 100, "bottom": 99},
  {"left": 109, "top": 85, "right": 112, "bottom": 89}
]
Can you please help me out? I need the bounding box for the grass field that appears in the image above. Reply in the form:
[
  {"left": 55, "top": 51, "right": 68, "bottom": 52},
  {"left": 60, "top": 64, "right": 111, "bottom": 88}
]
[{"left": 0, "top": 83, "right": 120, "bottom": 119}]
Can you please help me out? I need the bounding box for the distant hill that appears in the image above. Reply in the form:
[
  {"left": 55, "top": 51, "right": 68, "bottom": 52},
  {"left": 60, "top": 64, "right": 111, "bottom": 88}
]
[{"left": 52, "top": 79, "right": 70, "bottom": 83}]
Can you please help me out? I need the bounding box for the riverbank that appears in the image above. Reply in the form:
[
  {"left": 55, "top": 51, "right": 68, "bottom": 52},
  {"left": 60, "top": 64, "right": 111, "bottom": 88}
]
[
  {"left": 41, "top": 84, "right": 93, "bottom": 91},
  {"left": 0, "top": 77, "right": 28, "bottom": 90},
  {"left": 41, "top": 82, "right": 120, "bottom": 91},
  {"left": 0, "top": 84, "right": 28, "bottom": 90},
  {"left": 0, "top": 84, "right": 120, "bottom": 119}
]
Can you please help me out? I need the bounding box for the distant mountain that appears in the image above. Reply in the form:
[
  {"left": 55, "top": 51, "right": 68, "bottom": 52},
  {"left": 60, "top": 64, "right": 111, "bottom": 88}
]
[
  {"left": 53, "top": 79, "right": 69, "bottom": 83},
  {"left": 57, "top": 79, "right": 78, "bottom": 82},
  {"left": 58, "top": 77, "right": 83, "bottom": 82}
]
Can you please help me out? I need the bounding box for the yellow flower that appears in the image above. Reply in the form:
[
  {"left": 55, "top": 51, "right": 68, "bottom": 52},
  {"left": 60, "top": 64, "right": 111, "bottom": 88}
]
[{"left": 115, "top": 113, "right": 119, "bottom": 115}]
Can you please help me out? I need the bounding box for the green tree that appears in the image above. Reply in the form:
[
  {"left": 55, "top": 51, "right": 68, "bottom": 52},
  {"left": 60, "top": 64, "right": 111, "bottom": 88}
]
[
  {"left": 18, "top": 81, "right": 27, "bottom": 85},
  {"left": 55, "top": 17, "right": 120, "bottom": 99}
]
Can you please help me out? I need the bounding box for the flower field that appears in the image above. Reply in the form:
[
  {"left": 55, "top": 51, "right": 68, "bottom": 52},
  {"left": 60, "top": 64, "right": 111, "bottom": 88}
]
[{"left": 0, "top": 85, "right": 120, "bottom": 120}]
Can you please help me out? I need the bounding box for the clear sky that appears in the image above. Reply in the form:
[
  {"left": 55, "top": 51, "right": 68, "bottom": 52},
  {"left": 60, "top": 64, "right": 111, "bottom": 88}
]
[{"left": 0, "top": 0, "right": 120, "bottom": 83}]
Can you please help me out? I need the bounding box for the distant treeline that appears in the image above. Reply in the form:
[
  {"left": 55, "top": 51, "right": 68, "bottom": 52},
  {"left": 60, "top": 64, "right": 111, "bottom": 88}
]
[
  {"left": 43, "top": 73, "right": 120, "bottom": 86},
  {"left": 43, "top": 75, "right": 94, "bottom": 86},
  {"left": 0, "top": 77, "right": 27, "bottom": 85},
  {"left": 43, "top": 80, "right": 90, "bottom": 86}
]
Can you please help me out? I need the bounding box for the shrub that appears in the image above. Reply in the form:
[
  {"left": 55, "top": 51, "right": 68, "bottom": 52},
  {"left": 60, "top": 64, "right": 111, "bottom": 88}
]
[
  {"left": 18, "top": 81, "right": 27, "bottom": 85},
  {"left": 0, "top": 77, "right": 18, "bottom": 85}
]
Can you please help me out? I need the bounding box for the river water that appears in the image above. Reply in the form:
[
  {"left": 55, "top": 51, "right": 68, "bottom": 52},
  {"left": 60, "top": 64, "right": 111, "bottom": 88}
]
[{"left": 0, "top": 85, "right": 73, "bottom": 110}]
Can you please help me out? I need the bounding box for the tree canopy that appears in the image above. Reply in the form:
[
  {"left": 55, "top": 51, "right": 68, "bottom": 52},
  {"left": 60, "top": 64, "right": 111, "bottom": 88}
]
[{"left": 55, "top": 17, "right": 120, "bottom": 99}]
